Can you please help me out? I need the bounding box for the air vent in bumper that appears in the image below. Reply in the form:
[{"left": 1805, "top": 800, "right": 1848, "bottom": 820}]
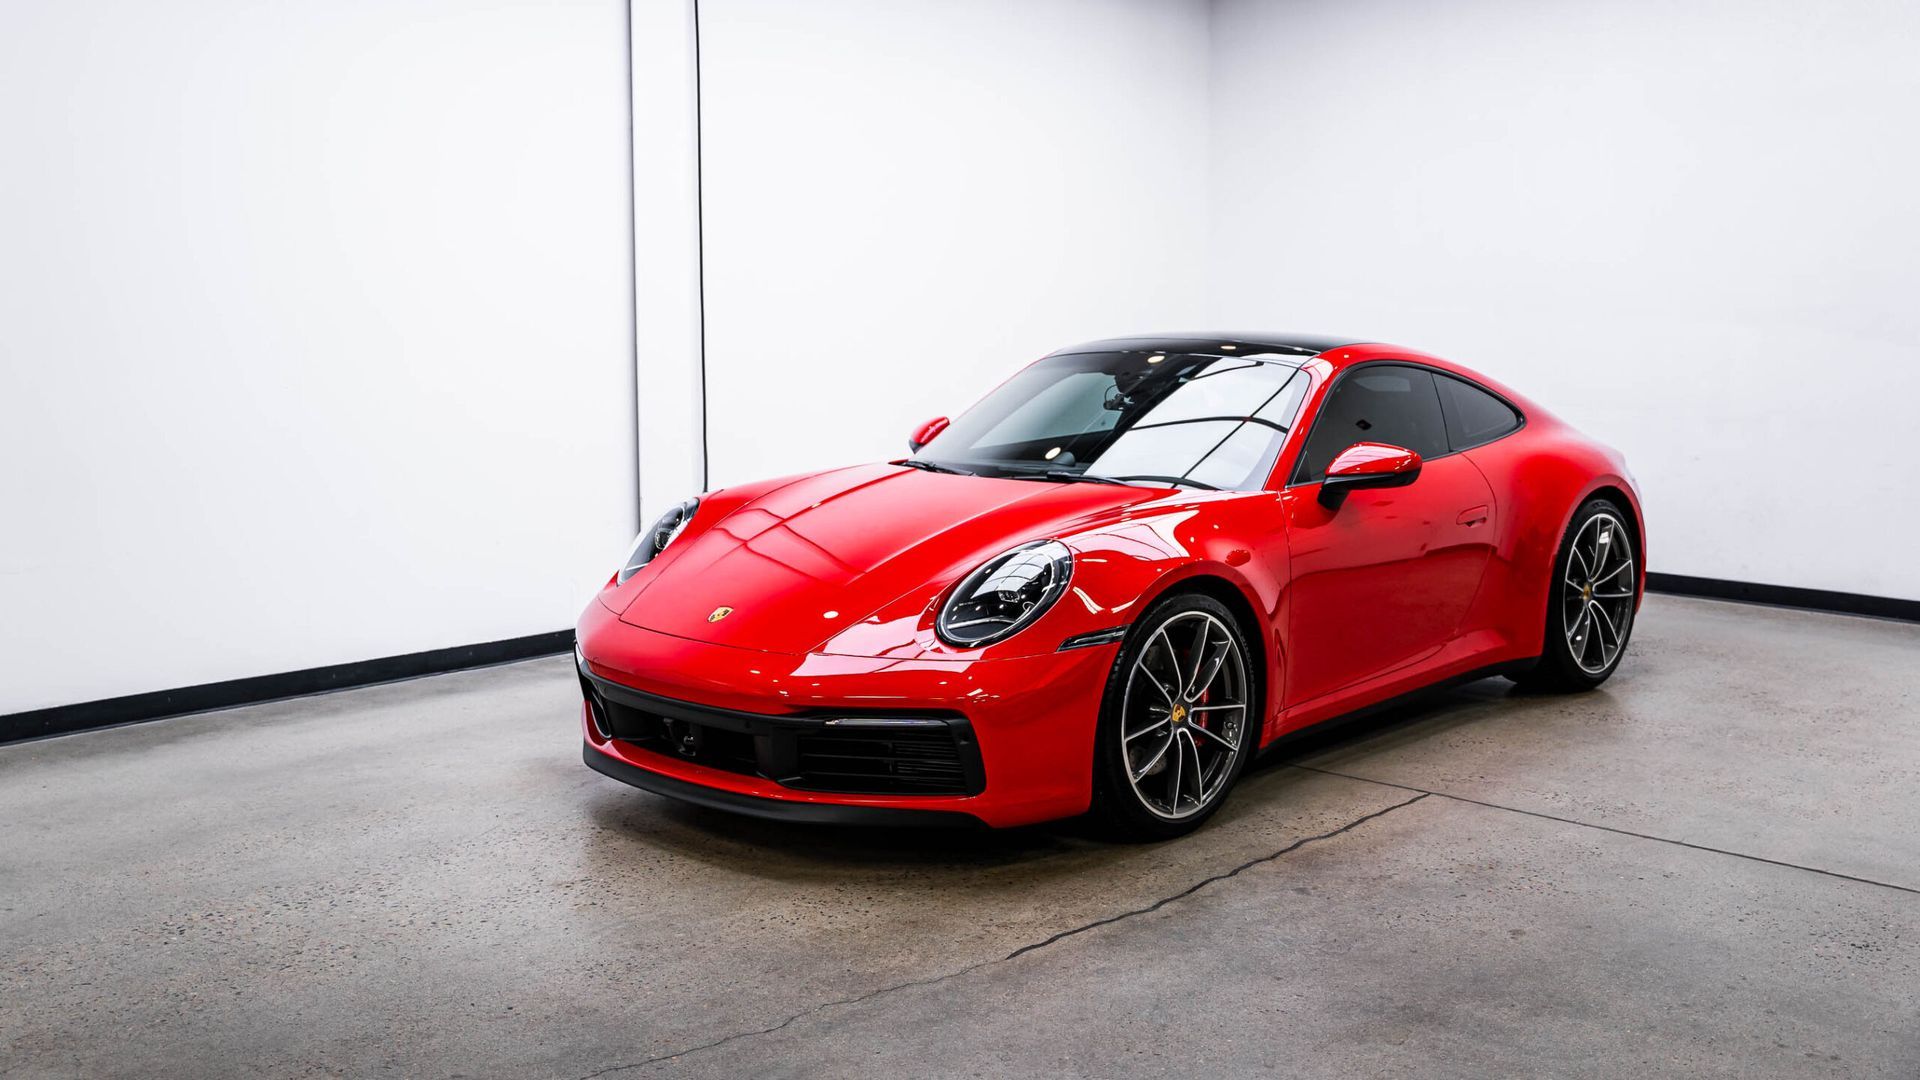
[{"left": 579, "top": 667, "right": 983, "bottom": 797}]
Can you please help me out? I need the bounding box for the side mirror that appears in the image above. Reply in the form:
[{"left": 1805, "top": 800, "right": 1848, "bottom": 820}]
[
  {"left": 1318, "top": 442, "right": 1421, "bottom": 508},
  {"left": 908, "top": 416, "right": 950, "bottom": 453}
]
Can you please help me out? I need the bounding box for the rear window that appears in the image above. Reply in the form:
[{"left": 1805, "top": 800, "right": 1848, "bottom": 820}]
[{"left": 1435, "top": 373, "right": 1523, "bottom": 450}]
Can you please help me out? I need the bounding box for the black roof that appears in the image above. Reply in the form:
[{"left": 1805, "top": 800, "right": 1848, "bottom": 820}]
[{"left": 1047, "top": 332, "right": 1365, "bottom": 358}]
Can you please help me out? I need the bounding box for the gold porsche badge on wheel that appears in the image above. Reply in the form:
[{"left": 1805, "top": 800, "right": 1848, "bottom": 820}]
[{"left": 708, "top": 606, "right": 733, "bottom": 622}]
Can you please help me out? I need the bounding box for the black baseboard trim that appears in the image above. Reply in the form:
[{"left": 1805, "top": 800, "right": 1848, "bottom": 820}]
[
  {"left": 7, "top": 574, "right": 1911, "bottom": 745},
  {"left": 1646, "top": 572, "right": 1920, "bottom": 624},
  {"left": 0, "top": 630, "right": 575, "bottom": 746}
]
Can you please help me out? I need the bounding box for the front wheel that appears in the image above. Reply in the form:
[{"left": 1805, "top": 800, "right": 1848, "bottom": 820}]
[
  {"left": 1514, "top": 498, "right": 1639, "bottom": 692},
  {"left": 1090, "top": 594, "right": 1258, "bottom": 841}
]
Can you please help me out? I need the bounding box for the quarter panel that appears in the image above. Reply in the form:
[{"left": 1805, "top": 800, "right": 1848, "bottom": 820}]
[{"left": 1463, "top": 422, "right": 1643, "bottom": 659}]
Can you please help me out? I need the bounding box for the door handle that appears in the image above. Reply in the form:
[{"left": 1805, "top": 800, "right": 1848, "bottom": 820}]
[{"left": 1456, "top": 505, "right": 1490, "bottom": 527}]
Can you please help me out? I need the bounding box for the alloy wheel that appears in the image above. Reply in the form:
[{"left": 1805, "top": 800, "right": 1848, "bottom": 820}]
[
  {"left": 1563, "top": 511, "right": 1636, "bottom": 674},
  {"left": 1119, "top": 610, "right": 1249, "bottom": 820}
]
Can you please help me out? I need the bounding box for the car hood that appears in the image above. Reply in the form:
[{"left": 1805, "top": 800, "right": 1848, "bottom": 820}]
[{"left": 617, "top": 463, "right": 1159, "bottom": 654}]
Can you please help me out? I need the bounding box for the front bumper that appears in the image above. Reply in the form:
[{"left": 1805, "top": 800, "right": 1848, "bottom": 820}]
[
  {"left": 576, "top": 599, "right": 1116, "bottom": 828},
  {"left": 581, "top": 743, "right": 981, "bottom": 827}
]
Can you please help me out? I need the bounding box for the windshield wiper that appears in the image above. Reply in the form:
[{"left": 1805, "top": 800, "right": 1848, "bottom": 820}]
[
  {"left": 1005, "top": 467, "right": 1221, "bottom": 491},
  {"left": 1042, "top": 470, "right": 1128, "bottom": 485},
  {"left": 1005, "top": 468, "right": 1128, "bottom": 486},
  {"left": 897, "top": 459, "right": 974, "bottom": 476},
  {"left": 890, "top": 455, "right": 975, "bottom": 472},
  {"left": 1101, "top": 474, "right": 1222, "bottom": 491}
]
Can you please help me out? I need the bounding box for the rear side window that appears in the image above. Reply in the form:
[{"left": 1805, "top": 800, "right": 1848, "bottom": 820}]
[
  {"left": 1434, "top": 373, "right": 1523, "bottom": 450},
  {"left": 1293, "top": 364, "right": 1449, "bottom": 483}
]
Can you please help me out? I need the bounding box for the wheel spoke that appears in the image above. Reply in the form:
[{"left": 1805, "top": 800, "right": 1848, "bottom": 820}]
[
  {"left": 1567, "top": 544, "right": 1592, "bottom": 582},
  {"left": 1189, "top": 721, "right": 1238, "bottom": 754},
  {"left": 1125, "top": 717, "right": 1171, "bottom": 743},
  {"left": 1136, "top": 633, "right": 1178, "bottom": 706},
  {"left": 1581, "top": 605, "right": 1608, "bottom": 665},
  {"left": 1590, "top": 601, "right": 1621, "bottom": 661},
  {"left": 1188, "top": 703, "right": 1244, "bottom": 714},
  {"left": 1586, "top": 601, "right": 1611, "bottom": 646},
  {"left": 1180, "top": 731, "right": 1203, "bottom": 807},
  {"left": 1136, "top": 666, "right": 1176, "bottom": 707},
  {"left": 1131, "top": 731, "right": 1174, "bottom": 781},
  {"left": 1599, "top": 556, "right": 1635, "bottom": 584},
  {"left": 1143, "top": 628, "right": 1172, "bottom": 669},
  {"left": 1166, "top": 730, "right": 1185, "bottom": 807},
  {"left": 1182, "top": 620, "right": 1209, "bottom": 699},
  {"left": 1188, "top": 642, "right": 1231, "bottom": 703},
  {"left": 1566, "top": 604, "right": 1591, "bottom": 654}
]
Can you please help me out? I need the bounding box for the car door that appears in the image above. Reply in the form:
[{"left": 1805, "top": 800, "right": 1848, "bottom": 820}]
[{"left": 1283, "top": 364, "right": 1496, "bottom": 706}]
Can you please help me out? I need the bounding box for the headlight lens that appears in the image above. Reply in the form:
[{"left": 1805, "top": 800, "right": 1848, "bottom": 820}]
[
  {"left": 618, "top": 498, "right": 699, "bottom": 583},
  {"left": 936, "top": 540, "right": 1073, "bottom": 648}
]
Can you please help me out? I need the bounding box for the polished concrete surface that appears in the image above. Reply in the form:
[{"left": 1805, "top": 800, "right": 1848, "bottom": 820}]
[{"left": 2, "top": 595, "right": 1916, "bottom": 1078}]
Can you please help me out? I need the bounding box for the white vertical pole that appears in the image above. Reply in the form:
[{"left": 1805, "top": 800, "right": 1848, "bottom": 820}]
[{"left": 628, "top": 0, "right": 707, "bottom": 528}]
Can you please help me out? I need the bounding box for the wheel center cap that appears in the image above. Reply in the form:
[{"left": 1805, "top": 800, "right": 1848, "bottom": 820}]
[
  {"left": 1170, "top": 704, "right": 1188, "bottom": 726},
  {"left": 1582, "top": 584, "right": 1593, "bottom": 601}
]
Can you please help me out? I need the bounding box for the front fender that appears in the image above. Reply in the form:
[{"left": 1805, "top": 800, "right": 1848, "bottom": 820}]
[{"left": 811, "top": 493, "right": 1288, "bottom": 721}]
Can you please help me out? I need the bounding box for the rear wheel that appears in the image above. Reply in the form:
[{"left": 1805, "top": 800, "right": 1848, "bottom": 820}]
[
  {"left": 1514, "top": 499, "right": 1638, "bottom": 691},
  {"left": 1091, "top": 594, "right": 1258, "bottom": 841}
]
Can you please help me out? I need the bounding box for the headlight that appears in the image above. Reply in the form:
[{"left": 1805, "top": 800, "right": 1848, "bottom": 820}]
[
  {"left": 936, "top": 540, "right": 1073, "bottom": 648},
  {"left": 618, "top": 497, "right": 699, "bottom": 583}
]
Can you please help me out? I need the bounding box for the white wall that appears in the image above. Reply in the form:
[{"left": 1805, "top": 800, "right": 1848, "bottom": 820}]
[
  {"left": 0, "top": 0, "right": 637, "bottom": 713},
  {"left": 7, "top": 0, "right": 1910, "bottom": 717},
  {"left": 695, "top": 0, "right": 1214, "bottom": 488},
  {"left": 686, "top": 0, "right": 1920, "bottom": 600},
  {"left": 1208, "top": 0, "right": 1920, "bottom": 600}
]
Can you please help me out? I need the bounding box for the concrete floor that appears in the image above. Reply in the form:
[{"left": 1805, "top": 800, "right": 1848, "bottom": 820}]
[{"left": 2, "top": 595, "right": 1916, "bottom": 1079}]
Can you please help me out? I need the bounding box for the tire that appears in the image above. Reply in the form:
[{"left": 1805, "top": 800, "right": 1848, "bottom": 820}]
[
  {"left": 1513, "top": 498, "right": 1639, "bottom": 692},
  {"left": 1090, "top": 593, "right": 1259, "bottom": 841}
]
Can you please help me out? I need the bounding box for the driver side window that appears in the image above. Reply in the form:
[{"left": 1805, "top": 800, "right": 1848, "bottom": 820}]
[{"left": 1293, "top": 365, "right": 1449, "bottom": 483}]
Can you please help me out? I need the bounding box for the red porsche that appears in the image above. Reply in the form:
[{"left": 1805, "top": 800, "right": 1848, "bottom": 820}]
[{"left": 577, "top": 334, "right": 1644, "bottom": 838}]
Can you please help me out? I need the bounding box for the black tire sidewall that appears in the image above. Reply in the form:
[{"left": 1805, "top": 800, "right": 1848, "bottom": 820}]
[{"left": 1090, "top": 592, "right": 1259, "bottom": 841}]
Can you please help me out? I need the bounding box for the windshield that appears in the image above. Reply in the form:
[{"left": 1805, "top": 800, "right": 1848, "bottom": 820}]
[{"left": 916, "top": 350, "right": 1311, "bottom": 490}]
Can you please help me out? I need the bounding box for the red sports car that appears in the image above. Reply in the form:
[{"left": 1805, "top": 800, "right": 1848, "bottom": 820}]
[{"left": 577, "top": 334, "right": 1643, "bottom": 838}]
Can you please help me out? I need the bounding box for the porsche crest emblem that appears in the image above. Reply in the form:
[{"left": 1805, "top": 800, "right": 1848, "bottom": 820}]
[{"left": 707, "top": 606, "right": 734, "bottom": 623}]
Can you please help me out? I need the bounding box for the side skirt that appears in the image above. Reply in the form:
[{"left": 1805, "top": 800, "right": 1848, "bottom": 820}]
[{"left": 1255, "top": 658, "right": 1538, "bottom": 762}]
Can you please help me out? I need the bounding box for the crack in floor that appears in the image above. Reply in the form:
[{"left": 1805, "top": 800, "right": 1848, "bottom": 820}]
[
  {"left": 571, "top": 791, "right": 1431, "bottom": 1078},
  {"left": 1291, "top": 763, "right": 1920, "bottom": 896},
  {"left": 1004, "top": 791, "right": 1430, "bottom": 960}
]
